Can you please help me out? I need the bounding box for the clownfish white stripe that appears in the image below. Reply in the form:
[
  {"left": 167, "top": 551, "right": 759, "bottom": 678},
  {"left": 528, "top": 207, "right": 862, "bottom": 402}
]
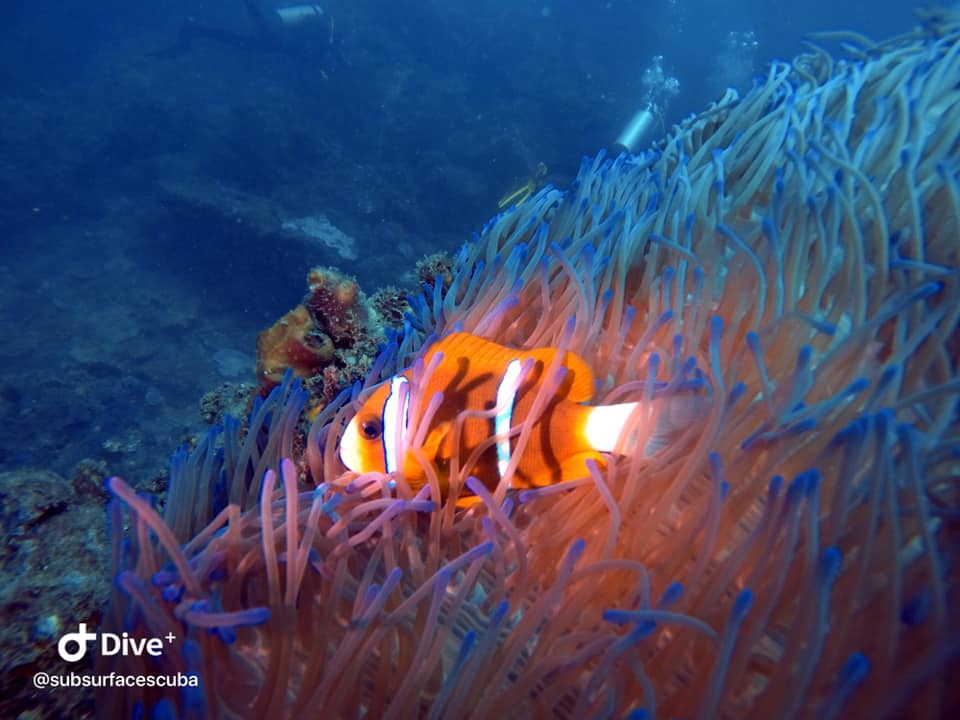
[
  {"left": 382, "top": 376, "right": 410, "bottom": 475},
  {"left": 495, "top": 359, "right": 523, "bottom": 482},
  {"left": 585, "top": 401, "right": 639, "bottom": 452}
]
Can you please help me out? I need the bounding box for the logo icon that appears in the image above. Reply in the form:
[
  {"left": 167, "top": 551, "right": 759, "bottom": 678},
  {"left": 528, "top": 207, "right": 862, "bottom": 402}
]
[{"left": 57, "top": 623, "right": 97, "bottom": 662}]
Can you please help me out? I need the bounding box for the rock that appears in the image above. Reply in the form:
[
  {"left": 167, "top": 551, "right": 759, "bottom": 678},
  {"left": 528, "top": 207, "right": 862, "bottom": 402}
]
[{"left": 0, "top": 468, "right": 110, "bottom": 719}]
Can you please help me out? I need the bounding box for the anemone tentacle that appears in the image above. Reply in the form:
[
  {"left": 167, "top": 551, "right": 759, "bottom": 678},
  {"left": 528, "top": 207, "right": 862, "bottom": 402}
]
[{"left": 99, "top": 14, "right": 959, "bottom": 719}]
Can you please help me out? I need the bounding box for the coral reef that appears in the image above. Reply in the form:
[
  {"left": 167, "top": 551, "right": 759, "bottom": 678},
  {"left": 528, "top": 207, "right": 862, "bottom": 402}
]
[
  {"left": 100, "top": 16, "right": 959, "bottom": 720},
  {"left": 199, "top": 382, "right": 256, "bottom": 426},
  {"left": 414, "top": 251, "right": 454, "bottom": 290},
  {"left": 256, "top": 266, "right": 402, "bottom": 405},
  {"left": 369, "top": 285, "right": 410, "bottom": 327}
]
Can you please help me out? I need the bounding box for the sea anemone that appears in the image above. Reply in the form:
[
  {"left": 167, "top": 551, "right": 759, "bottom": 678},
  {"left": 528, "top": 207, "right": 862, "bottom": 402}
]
[{"left": 99, "top": 14, "right": 959, "bottom": 719}]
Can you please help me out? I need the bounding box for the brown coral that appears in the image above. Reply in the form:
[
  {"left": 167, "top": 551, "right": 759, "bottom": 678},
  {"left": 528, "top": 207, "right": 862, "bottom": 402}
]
[
  {"left": 304, "top": 266, "right": 365, "bottom": 341},
  {"left": 255, "top": 305, "right": 334, "bottom": 393},
  {"left": 256, "top": 266, "right": 386, "bottom": 400}
]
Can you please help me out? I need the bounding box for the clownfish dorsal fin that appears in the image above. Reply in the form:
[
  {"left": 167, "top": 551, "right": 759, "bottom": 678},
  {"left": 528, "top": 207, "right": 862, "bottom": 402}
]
[
  {"left": 429, "top": 332, "right": 517, "bottom": 374},
  {"left": 524, "top": 347, "right": 595, "bottom": 402},
  {"left": 429, "top": 332, "right": 595, "bottom": 402}
]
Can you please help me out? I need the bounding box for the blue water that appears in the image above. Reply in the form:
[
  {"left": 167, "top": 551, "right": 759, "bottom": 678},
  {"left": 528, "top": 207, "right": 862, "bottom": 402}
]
[{"left": 0, "top": 0, "right": 931, "bottom": 480}]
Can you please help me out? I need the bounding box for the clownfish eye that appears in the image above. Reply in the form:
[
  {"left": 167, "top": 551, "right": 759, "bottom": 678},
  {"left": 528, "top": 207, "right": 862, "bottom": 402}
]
[{"left": 360, "top": 417, "right": 382, "bottom": 440}]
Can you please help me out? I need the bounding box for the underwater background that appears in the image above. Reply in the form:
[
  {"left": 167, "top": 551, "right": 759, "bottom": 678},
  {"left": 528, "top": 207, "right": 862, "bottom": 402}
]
[
  {"left": 0, "top": 1, "right": 956, "bottom": 718},
  {"left": 0, "top": 0, "right": 928, "bottom": 481}
]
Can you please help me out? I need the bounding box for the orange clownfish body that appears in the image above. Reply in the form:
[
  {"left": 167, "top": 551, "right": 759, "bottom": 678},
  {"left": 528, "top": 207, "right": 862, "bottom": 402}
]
[{"left": 338, "top": 332, "right": 695, "bottom": 503}]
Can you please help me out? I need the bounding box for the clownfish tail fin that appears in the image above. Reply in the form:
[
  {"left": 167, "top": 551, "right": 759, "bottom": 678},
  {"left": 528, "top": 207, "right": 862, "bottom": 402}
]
[
  {"left": 584, "top": 394, "right": 707, "bottom": 457},
  {"left": 642, "top": 394, "right": 707, "bottom": 457},
  {"left": 584, "top": 402, "right": 639, "bottom": 453}
]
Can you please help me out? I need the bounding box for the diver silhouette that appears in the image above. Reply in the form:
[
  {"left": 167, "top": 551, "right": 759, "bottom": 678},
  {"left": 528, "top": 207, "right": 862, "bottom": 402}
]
[{"left": 160, "top": 1, "right": 340, "bottom": 71}]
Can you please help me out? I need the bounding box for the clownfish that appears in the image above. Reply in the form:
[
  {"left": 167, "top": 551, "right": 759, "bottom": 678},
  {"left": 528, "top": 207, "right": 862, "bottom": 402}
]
[{"left": 338, "top": 332, "right": 700, "bottom": 503}]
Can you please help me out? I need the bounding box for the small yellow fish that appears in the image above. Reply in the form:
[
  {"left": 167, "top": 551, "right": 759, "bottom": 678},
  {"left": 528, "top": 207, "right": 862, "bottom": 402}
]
[{"left": 339, "top": 332, "right": 697, "bottom": 502}]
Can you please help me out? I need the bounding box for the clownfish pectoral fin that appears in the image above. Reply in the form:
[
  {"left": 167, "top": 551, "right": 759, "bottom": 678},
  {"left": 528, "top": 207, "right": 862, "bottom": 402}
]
[
  {"left": 401, "top": 423, "right": 451, "bottom": 485},
  {"left": 525, "top": 450, "right": 605, "bottom": 488},
  {"left": 454, "top": 494, "right": 486, "bottom": 509},
  {"left": 561, "top": 451, "right": 606, "bottom": 481},
  {"left": 422, "top": 423, "right": 451, "bottom": 460}
]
